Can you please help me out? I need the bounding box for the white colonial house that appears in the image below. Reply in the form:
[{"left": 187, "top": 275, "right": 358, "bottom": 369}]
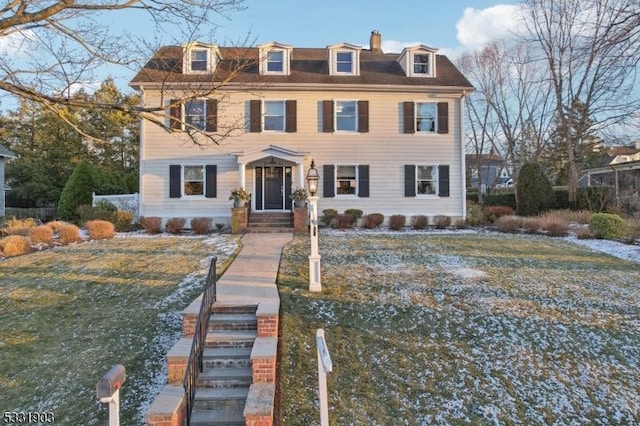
[
  {"left": 129, "top": 31, "right": 474, "bottom": 225},
  {"left": 0, "top": 144, "right": 16, "bottom": 218}
]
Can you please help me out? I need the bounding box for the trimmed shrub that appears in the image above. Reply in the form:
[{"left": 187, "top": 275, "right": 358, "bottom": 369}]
[
  {"left": 517, "top": 162, "right": 555, "bottom": 216},
  {"left": 467, "top": 202, "right": 484, "bottom": 226},
  {"left": 29, "top": 225, "right": 55, "bottom": 244},
  {"left": 521, "top": 217, "right": 542, "bottom": 234},
  {"left": 454, "top": 218, "right": 469, "bottom": 229},
  {"left": 362, "top": 213, "right": 384, "bottom": 229},
  {"left": 191, "top": 217, "right": 212, "bottom": 235},
  {"left": 58, "top": 160, "right": 97, "bottom": 221},
  {"left": 86, "top": 220, "right": 116, "bottom": 240},
  {"left": 0, "top": 235, "right": 31, "bottom": 256},
  {"left": 495, "top": 215, "right": 522, "bottom": 233},
  {"left": 58, "top": 223, "right": 82, "bottom": 244},
  {"left": 389, "top": 214, "right": 406, "bottom": 231},
  {"left": 589, "top": 213, "right": 626, "bottom": 239},
  {"left": 483, "top": 205, "right": 515, "bottom": 223},
  {"left": 322, "top": 209, "right": 338, "bottom": 226},
  {"left": 344, "top": 209, "right": 363, "bottom": 224},
  {"left": 333, "top": 214, "right": 354, "bottom": 230},
  {"left": 433, "top": 215, "right": 451, "bottom": 229},
  {"left": 140, "top": 216, "right": 163, "bottom": 234},
  {"left": 112, "top": 211, "right": 135, "bottom": 232},
  {"left": 483, "top": 191, "right": 517, "bottom": 210},
  {"left": 215, "top": 223, "right": 225, "bottom": 232},
  {"left": 165, "top": 218, "right": 186, "bottom": 234},
  {"left": 410, "top": 215, "right": 428, "bottom": 230}
]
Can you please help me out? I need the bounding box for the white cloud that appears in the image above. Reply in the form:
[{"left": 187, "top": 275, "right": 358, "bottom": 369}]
[
  {"left": 380, "top": 40, "right": 434, "bottom": 54},
  {"left": 456, "top": 5, "right": 524, "bottom": 50},
  {"left": 0, "top": 30, "right": 36, "bottom": 56}
]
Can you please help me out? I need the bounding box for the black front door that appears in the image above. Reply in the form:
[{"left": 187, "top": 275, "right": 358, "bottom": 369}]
[{"left": 264, "top": 167, "right": 283, "bottom": 209}]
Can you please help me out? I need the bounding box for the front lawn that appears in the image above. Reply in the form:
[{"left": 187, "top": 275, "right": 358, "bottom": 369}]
[
  {"left": 277, "top": 232, "right": 640, "bottom": 425},
  {"left": 0, "top": 234, "right": 239, "bottom": 425}
]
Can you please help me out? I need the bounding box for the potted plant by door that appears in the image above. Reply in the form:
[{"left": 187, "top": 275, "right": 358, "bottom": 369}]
[
  {"left": 229, "top": 187, "right": 250, "bottom": 208},
  {"left": 289, "top": 188, "right": 308, "bottom": 208}
]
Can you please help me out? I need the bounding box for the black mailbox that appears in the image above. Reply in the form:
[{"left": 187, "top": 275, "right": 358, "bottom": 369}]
[{"left": 96, "top": 364, "right": 126, "bottom": 399}]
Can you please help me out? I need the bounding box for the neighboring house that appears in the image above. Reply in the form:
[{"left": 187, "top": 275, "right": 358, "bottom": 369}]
[
  {"left": 466, "top": 150, "right": 513, "bottom": 193},
  {"left": 129, "top": 31, "right": 474, "bottom": 224},
  {"left": 0, "top": 144, "right": 17, "bottom": 218},
  {"left": 580, "top": 142, "right": 640, "bottom": 208}
]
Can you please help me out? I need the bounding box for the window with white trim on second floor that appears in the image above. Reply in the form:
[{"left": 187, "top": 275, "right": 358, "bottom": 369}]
[
  {"left": 185, "top": 100, "right": 206, "bottom": 131},
  {"left": 336, "top": 101, "right": 357, "bottom": 131},
  {"left": 263, "top": 101, "right": 285, "bottom": 131},
  {"left": 403, "top": 101, "right": 449, "bottom": 134},
  {"left": 416, "top": 102, "right": 436, "bottom": 132},
  {"left": 322, "top": 100, "right": 369, "bottom": 132},
  {"left": 168, "top": 99, "right": 218, "bottom": 132}
]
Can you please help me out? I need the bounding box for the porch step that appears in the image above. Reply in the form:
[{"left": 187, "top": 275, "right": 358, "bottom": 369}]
[
  {"left": 212, "top": 304, "right": 258, "bottom": 315},
  {"left": 197, "top": 367, "right": 253, "bottom": 388},
  {"left": 248, "top": 212, "right": 293, "bottom": 232},
  {"left": 202, "top": 347, "right": 252, "bottom": 369},
  {"left": 208, "top": 314, "right": 257, "bottom": 331},
  {"left": 193, "top": 387, "right": 249, "bottom": 411},
  {"left": 189, "top": 409, "right": 245, "bottom": 426},
  {"left": 205, "top": 329, "right": 256, "bottom": 349}
]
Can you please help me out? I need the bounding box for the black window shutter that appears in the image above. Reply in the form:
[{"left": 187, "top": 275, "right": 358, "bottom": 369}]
[
  {"left": 250, "top": 100, "right": 261, "bottom": 132},
  {"left": 437, "top": 102, "right": 449, "bottom": 134},
  {"left": 255, "top": 167, "right": 263, "bottom": 210},
  {"left": 169, "top": 165, "right": 181, "bottom": 198},
  {"left": 404, "top": 165, "right": 416, "bottom": 197},
  {"left": 403, "top": 102, "right": 415, "bottom": 133},
  {"left": 322, "top": 100, "right": 334, "bottom": 132},
  {"left": 205, "top": 165, "right": 217, "bottom": 198},
  {"left": 206, "top": 99, "right": 218, "bottom": 132},
  {"left": 438, "top": 165, "right": 450, "bottom": 197},
  {"left": 285, "top": 100, "right": 297, "bottom": 132},
  {"left": 323, "top": 164, "right": 335, "bottom": 197},
  {"left": 358, "top": 165, "right": 370, "bottom": 197},
  {"left": 358, "top": 101, "right": 369, "bottom": 133},
  {"left": 169, "top": 100, "right": 182, "bottom": 131}
]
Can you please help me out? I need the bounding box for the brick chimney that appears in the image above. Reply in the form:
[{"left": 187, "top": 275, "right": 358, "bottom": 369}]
[{"left": 370, "top": 30, "right": 382, "bottom": 53}]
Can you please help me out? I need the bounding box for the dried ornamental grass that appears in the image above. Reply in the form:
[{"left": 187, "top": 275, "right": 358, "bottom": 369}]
[
  {"left": 47, "top": 220, "right": 70, "bottom": 232},
  {"left": 85, "top": 220, "right": 116, "bottom": 240},
  {"left": 57, "top": 223, "right": 82, "bottom": 244},
  {"left": 495, "top": 215, "right": 522, "bottom": 233},
  {"left": 521, "top": 217, "right": 542, "bottom": 234},
  {"left": 0, "top": 235, "right": 31, "bottom": 256},
  {"left": 29, "top": 225, "right": 55, "bottom": 244},
  {"left": 165, "top": 217, "right": 186, "bottom": 234},
  {"left": 139, "top": 216, "right": 163, "bottom": 234},
  {"left": 191, "top": 217, "right": 212, "bottom": 235},
  {"left": 540, "top": 216, "right": 569, "bottom": 237}
]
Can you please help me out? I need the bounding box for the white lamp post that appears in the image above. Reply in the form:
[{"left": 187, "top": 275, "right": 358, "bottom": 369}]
[{"left": 307, "top": 159, "right": 322, "bottom": 292}]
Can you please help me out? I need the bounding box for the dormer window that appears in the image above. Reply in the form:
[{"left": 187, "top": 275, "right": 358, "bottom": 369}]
[
  {"left": 259, "top": 42, "right": 292, "bottom": 75},
  {"left": 336, "top": 52, "right": 353, "bottom": 73},
  {"left": 182, "top": 43, "right": 220, "bottom": 74},
  {"left": 327, "top": 43, "right": 362, "bottom": 76},
  {"left": 398, "top": 45, "right": 437, "bottom": 78}
]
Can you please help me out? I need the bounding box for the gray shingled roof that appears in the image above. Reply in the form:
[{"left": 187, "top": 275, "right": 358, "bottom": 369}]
[
  {"left": 130, "top": 46, "right": 474, "bottom": 90},
  {"left": 0, "top": 144, "right": 16, "bottom": 158}
]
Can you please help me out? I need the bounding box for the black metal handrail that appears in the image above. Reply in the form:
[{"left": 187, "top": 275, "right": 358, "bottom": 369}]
[{"left": 184, "top": 256, "right": 217, "bottom": 425}]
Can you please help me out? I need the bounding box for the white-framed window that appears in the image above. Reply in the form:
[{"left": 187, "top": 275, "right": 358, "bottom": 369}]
[
  {"left": 266, "top": 50, "right": 284, "bottom": 73},
  {"left": 263, "top": 101, "right": 285, "bottom": 131},
  {"left": 190, "top": 49, "right": 209, "bottom": 72},
  {"left": 336, "top": 165, "right": 358, "bottom": 195},
  {"left": 416, "top": 102, "right": 437, "bottom": 133},
  {"left": 416, "top": 165, "right": 437, "bottom": 195},
  {"left": 335, "top": 101, "right": 357, "bottom": 132},
  {"left": 183, "top": 165, "right": 205, "bottom": 196},
  {"left": 336, "top": 51, "right": 353, "bottom": 73},
  {"left": 413, "top": 53, "right": 431, "bottom": 75},
  {"left": 184, "top": 100, "right": 206, "bottom": 131}
]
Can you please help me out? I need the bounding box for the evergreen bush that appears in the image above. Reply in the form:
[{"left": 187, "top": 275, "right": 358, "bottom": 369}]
[
  {"left": 344, "top": 209, "right": 363, "bottom": 223},
  {"left": 516, "top": 162, "right": 555, "bottom": 216},
  {"left": 589, "top": 213, "right": 626, "bottom": 239},
  {"left": 321, "top": 209, "right": 338, "bottom": 226}
]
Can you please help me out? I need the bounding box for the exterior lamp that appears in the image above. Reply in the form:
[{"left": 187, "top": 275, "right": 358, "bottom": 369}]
[
  {"left": 307, "top": 159, "right": 321, "bottom": 292},
  {"left": 306, "top": 160, "right": 319, "bottom": 196}
]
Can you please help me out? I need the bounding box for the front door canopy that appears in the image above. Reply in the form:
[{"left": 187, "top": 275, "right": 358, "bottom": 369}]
[{"left": 234, "top": 145, "right": 309, "bottom": 165}]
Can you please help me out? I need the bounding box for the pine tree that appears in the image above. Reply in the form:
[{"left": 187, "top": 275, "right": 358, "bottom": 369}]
[{"left": 516, "top": 162, "right": 555, "bottom": 216}]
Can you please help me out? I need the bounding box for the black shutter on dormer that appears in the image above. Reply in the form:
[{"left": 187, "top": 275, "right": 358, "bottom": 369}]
[
  {"left": 358, "top": 101, "right": 369, "bottom": 133},
  {"left": 285, "top": 100, "right": 297, "bottom": 132},
  {"left": 323, "top": 164, "right": 335, "bottom": 197},
  {"left": 358, "top": 165, "right": 370, "bottom": 197},
  {"left": 205, "top": 165, "right": 217, "bottom": 198},
  {"left": 404, "top": 165, "right": 416, "bottom": 197},
  {"left": 169, "top": 100, "right": 182, "bottom": 131},
  {"left": 438, "top": 165, "right": 450, "bottom": 197},
  {"left": 437, "top": 102, "right": 449, "bottom": 134},
  {"left": 250, "top": 100, "right": 261, "bottom": 132},
  {"left": 403, "top": 102, "right": 415, "bottom": 133},
  {"left": 169, "top": 165, "right": 181, "bottom": 198},
  {"left": 322, "top": 100, "right": 334, "bottom": 132},
  {"left": 206, "top": 99, "right": 218, "bottom": 132}
]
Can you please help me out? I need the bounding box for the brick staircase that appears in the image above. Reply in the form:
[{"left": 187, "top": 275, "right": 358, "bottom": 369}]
[
  {"left": 247, "top": 212, "right": 293, "bottom": 233},
  {"left": 190, "top": 306, "right": 258, "bottom": 426}
]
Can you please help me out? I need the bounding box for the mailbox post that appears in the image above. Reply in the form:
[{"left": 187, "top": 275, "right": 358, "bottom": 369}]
[
  {"left": 96, "top": 364, "right": 126, "bottom": 426},
  {"left": 316, "top": 329, "right": 332, "bottom": 426}
]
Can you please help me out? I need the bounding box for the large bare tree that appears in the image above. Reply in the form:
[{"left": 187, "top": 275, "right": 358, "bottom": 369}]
[
  {"left": 0, "top": 0, "right": 247, "bottom": 143},
  {"left": 522, "top": 0, "right": 640, "bottom": 205}
]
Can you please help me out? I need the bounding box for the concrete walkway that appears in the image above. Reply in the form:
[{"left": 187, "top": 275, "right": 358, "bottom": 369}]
[{"left": 215, "top": 233, "right": 293, "bottom": 308}]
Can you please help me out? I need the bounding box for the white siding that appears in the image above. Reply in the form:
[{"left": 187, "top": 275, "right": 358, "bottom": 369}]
[{"left": 139, "top": 88, "right": 466, "bottom": 221}]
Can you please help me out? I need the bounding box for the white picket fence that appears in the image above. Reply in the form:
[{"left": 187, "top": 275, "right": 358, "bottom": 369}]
[{"left": 92, "top": 193, "right": 140, "bottom": 220}]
